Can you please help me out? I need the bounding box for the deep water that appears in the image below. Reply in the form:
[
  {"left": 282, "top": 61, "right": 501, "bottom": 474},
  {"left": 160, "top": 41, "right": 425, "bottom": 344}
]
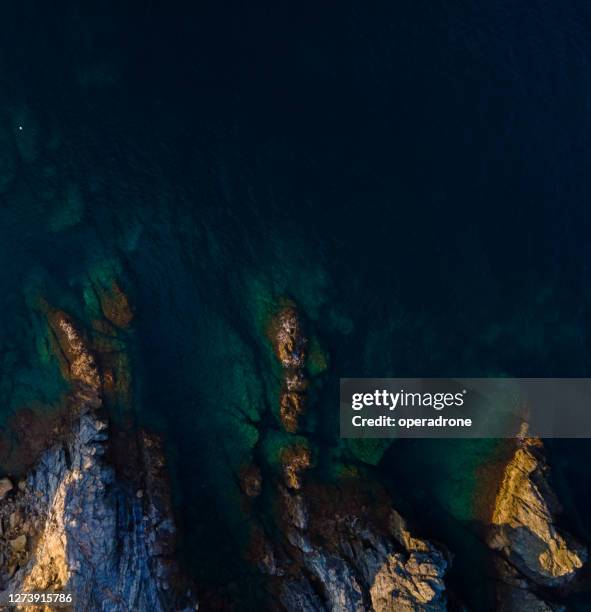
[{"left": 2, "top": 0, "right": 591, "bottom": 608}]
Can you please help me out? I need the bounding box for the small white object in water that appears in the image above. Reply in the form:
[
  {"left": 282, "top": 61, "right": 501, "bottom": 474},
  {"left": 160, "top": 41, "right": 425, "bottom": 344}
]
[{"left": 18, "top": 125, "right": 23, "bottom": 131}]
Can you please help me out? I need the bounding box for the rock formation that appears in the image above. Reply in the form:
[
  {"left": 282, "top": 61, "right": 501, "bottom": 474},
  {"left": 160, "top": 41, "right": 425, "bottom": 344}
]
[
  {"left": 0, "top": 309, "right": 196, "bottom": 611},
  {"left": 488, "top": 436, "right": 586, "bottom": 610},
  {"left": 270, "top": 304, "right": 308, "bottom": 433},
  {"left": 264, "top": 480, "right": 449, "bottom": 612},
  {"left": 12, "top": 293, "right": 589, "bottom": 612},
  {"left": 244, "top": 301, "right": 451, "bottom": 611}
]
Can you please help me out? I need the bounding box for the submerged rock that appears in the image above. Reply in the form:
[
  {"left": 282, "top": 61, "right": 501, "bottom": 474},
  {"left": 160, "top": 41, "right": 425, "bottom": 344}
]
[
  {"left": 280, "top": 392, "right": 306, "bottom": 434},
  {"left": 47, "top": 310, "right": 101, "bottom": 390},
  {"left": 281, "top": 443, "right": 311, "bottom": 490},
  {"left": 97, "top": 281, "right": 134, "bottom": 329},
  {"left": 273, "top": 306, "right": 306, "bottom": 370},
  {"left": 240, "top": 464, "right": 263, "bottom": 498},
  {"left": 270, "top": 304, "right": 308, "bottom": 433}
]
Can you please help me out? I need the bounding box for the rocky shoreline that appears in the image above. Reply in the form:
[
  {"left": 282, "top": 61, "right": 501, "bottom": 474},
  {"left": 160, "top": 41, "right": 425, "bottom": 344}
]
[
  {"left": 1, "top": 296, "right": 589, "bottom": 611},
  {"left": 243, "top": 303, "right": 450, "bottom": 611},
  {"left": 0, "top": 304, "right": 196, "bottom": 611}
]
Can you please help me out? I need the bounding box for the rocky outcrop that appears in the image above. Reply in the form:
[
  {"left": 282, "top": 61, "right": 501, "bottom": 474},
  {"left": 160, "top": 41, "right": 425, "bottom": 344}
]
[
  {"left": 273, "top": 306, "right": 306, "bottom": 371},
  {"left": 488, "top": 437, "right": 586, "bottom": 610},
  {"left": 0, "top": 310, "right": 195, "bottom": 611},
  {"left": 274, "top": 485, "right": 449, "bottom": 612},
  {"left": 96, "top": 281, "right": 134, "bottom": 329},
  {"left": 48, "top": 310, "right": 101, "bottom": 389},
  {"left": 270, "top": 305, "right": 308, "bottom": 433},
  {"left": 249, "top": 454, "right": 449, "bottom": 611},
  {"left": 257, "top": 300, "right": 449, "bottom": 611},
  {"left": 281, "top": 444, "right": 311, "bottom": 491}
]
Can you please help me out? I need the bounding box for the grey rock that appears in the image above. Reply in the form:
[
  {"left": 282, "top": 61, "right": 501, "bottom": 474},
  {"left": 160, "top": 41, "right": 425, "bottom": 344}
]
[
  {"left": 277, "top": 489, "right": 448, "bottom": 612},
  {"left": 0, "top": 384, "right": 195, "bottom": 611}
]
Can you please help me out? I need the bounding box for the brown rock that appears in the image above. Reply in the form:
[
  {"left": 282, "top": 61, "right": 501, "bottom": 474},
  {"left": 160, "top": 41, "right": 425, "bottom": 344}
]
[
  {"left": 279, "top": 393, "right": 304, "bottom": 433},
  {"left": 48, "top": 311, "right": 101, "bottom": 389},
  {"left": 0, "top": 477, "right": 13, "bottom": 500},
  {"left": 98, "top": 282, "right": 134, "bottom": 329},
  {"left": 270, "top": 304, "right": 308, "bottom": 432},
  {"left": 281, "top": 444, "right": 311, "bottom": 490},
  {"left": 240, "top": 464, "right": 262, "bottom": 498},
  {"left": 9, "top": 511, "right": 21, "bottom": 530},
  {"left": 10, "top": 534, "right": 26, "bottom": 553},
  {"left": 273, "top": 306, "right": 306, "bottom": 369}
]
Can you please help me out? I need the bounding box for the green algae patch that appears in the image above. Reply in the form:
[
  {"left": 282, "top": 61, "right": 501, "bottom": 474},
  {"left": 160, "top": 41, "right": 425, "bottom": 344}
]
[
  {"left": 261, "top": 430, "right": 309, "bottom": 469},
  {"left": 325, "top": 308, "right": 354, "bottom": 336},
  {"left": 306, "top": 335, "right": 328, "bottom": 376},
  {"left": 245, "top": 275, "right": 279, "bottom": 335},
  {"left": 345, "top": 438, "right": 391, "bottom": 466},
  {"left": 433, "top": 439, "right": 508, "bottom": 521},
  {"left": 82, "top": 282, "right": 102, "bottom": 319},
  {"left": 385, "top": 438, "right": 506, "bottom": 523}
]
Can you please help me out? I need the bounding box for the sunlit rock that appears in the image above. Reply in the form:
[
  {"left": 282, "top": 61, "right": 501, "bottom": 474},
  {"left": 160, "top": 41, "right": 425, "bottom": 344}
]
[
  {"left": 270, "top": 303, "right": 308, "bottom": 433},
  {"left": 489, "top": 437, "right": 585, "bottom": 587}
]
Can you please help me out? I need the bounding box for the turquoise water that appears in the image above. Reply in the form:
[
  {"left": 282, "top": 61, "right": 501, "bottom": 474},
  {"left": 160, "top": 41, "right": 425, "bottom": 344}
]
[{"left": 1, "top": 1, "right": 591, "bottom": 607}]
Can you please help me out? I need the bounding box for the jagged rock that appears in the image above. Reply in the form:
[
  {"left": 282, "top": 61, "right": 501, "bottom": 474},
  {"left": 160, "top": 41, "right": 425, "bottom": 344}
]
[
  {"left": 280, "top": 578, "right": 325, "bottom": 611},
  {"left": 270, "top": 304, "right": 308, "bottom": 432},
  {"left": 247, "top": 527, "right": 283, "bottom": 577},
  {"left": 489, "top": 437, "right": 586, "bottom": 588},
  {"left": 280, "top": 487, "right": 308, "bottom": 531},
  {"left": 48, "top": 311, "right": 101, "bottom": 389},
  {"left": 0, "top": 478, "right": 13, "bottom": 500},
  {"left": 486, "top": 437, "right": 586, "bottom": 611},
  {"left": 283, "top": 509, "right": 448, "bottom": 611},
  {"left": 263, "top": 301, "right": 447, "bottom": 610},
  {"left": 273, "top": 306, "right": 306, "bottom": 369},
  {"left": 280, "top": 392, "right": 305, "bottom": 434},
  {"left": 0, "top": 385, "right": 193, "bottom": 609},
  {"left": 494, "top": 559, "right": 566, "bottom": 612},
  {"left": 273, "top": 483, "right": 448, "bottom": 611},
  {"left": 281, "top": 444, "right": 311, "bottom": 490},
  {"left": 0, "top": 309, "right": 196, "bottom": 610}
]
